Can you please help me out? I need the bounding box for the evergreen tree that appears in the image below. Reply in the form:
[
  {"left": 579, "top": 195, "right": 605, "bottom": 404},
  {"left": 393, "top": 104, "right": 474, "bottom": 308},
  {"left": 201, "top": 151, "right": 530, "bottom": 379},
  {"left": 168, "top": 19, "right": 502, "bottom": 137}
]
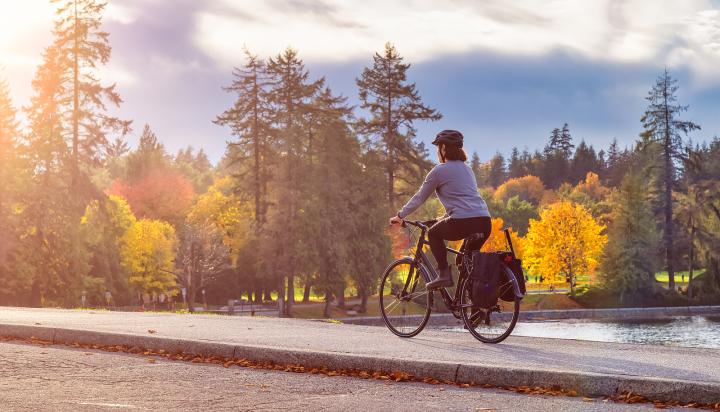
[
  {"left": 302, "top": 88, "right": 357, "bottom": 316},
  {"left": 487, "top": 152, "right": 507, "bottom": 188},
  {"left": 263, "top": 47, "right": 323, "bottom": 317},
  {"left": 682, "top": 138, "right": 720, "bottom": 300},
  {"left": 601, "top": 174, "right": 661, "bottom": 304},
  {"left": 540, "top": 149, "right": 567, "bottom": 189},
  {"left": 49, "top": 0, "right": 131, "bottom": 191},
  {"left": 347, "top": 148, "right": 391, "bottom": 313},
  {"left": 106, "top": 137, "right": 129, "bottom": 159},
  {"left": 542, "top": 125, "right": 574, "bottom": 188},
  {"left": 604, "top": 139, "right": 634, "bottom": 188},
  {"left": 0, "top": 78, "right": 25, "bottom": 304},
  {"left": 559, "top": 123, "right": 575, "bottom": 157},
  {"left": 607, "top": 138, "right": 620, "bottom": 169},
  {"left": 547, "top": 128, "right": 561, "bottom": 155},
  {"left": 19, "top": 42, "right": 92, "bottom": 307},
  {"left": 215, "top": 48, "right": 272, "bottom": 229},
  {"left": 508, "top": 147, "right": 528, "bottom": 178},
  {"left": 640, "top": 69, "right": 700, "bottom": 290},
  {"left": 571, "top": 140, "right": 601, "bottom": 183},
  {"left": 193, "top": 149, "right": 212, "bottom": 173},
  {"left": 356, "top": 42, "right": 441, "bottom": 210},
  {"left": 125, "top": 124, "right": 168, "bottom": 182},
  {"left": 173, "top": 146, "right": 213, "bottom": 194},
  {"left": 470, "top": 151, "right": 482, "bottom": 185}
]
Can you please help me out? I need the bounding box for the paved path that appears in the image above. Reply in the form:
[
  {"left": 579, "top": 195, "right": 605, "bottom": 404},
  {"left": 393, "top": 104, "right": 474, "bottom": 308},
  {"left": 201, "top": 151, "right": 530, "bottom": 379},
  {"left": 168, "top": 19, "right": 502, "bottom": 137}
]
[
  {"left": 0, "top": 307, "right": 718, "bottom": 404},
  {"left": 0, "top": 341, "right": 660, "bottom": 411}
]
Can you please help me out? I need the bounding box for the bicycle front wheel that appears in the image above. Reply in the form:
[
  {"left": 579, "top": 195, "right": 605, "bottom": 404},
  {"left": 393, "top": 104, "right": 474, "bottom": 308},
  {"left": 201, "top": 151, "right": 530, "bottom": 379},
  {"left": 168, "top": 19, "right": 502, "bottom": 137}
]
[
  {"left": 379, "top": 259, "right": 432, "bottom": 338},
  {"left": 459, "top": 265, "right": 520, "bottom": 344}
]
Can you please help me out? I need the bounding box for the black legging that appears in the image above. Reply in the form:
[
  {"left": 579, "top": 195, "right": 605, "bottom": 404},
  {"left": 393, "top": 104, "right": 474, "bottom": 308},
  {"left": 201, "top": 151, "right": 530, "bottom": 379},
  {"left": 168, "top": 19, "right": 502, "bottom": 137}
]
[{"left": 428, "top": 216, "right": 492, "bottom": 269}]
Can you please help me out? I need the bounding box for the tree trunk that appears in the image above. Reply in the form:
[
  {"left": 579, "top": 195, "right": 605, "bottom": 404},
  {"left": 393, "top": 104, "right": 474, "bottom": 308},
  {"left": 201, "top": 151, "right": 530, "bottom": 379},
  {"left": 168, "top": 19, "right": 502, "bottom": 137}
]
[
  {"left": 662, "top": 79, "right": 676, "bottom": 291},
  {"left": 30, "top": 279, "right": 42, "bottom": 308},
  {"left": 277, "top": 277, "right": 285, "bottom": 317},
  {"left": 664, "top": 159, "right": 675, "bottom": 291},
  {"left": 336, "top": 280, "right": 346, "bottom": 308},
  {"left": 688, "top": 224, "right": 695, "bottom": 299},
  {"left": 323, "top": 292, "right": 332, "bottom": 318},
  {"left": 359, "top": 289, "right": 368, "bottom": 314},
  {"left": 387, "top": 158, "right": 395, "bottom": 211},
  {"left": 263, "top": 284, "right": 272, "bottom": 302},
  {"left": 303, "top": 280, "right": 311, "bottom": 303},
  {"left": 188, "top": 285, "right": 196, "bottom": 313},
  {"left": 286, "top": 274, "right": 294, "bottom": 317}
]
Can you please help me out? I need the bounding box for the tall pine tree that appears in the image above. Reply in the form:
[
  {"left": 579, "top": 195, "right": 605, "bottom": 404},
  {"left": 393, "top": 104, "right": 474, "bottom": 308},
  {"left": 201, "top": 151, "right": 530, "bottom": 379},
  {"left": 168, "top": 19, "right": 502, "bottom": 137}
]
[
  {"left": 263, "top": 48, "right": 323, "bottom": 317},
  {"left": 0, "top": 77, "right": 25, "bottom": 304},
  {"left": 356, "top": 43, "right": 441, "bottom": 211},
  {"left": 49, "top": 0, "right": 131, "bottom": 193},
  {"left": 215, "top": 48, "right": 272, "bottom": 229},
  {"left": 488, "top": 152, "right": 507, "bottom": 188},
  {"left": 640, "top": 69, "right": 699, "bottom": 290}
]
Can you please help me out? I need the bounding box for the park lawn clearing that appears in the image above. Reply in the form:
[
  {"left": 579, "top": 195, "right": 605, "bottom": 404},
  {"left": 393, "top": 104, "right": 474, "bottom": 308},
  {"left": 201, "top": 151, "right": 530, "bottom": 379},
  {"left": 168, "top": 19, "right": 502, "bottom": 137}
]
[{"left": 655, "top": 270, "right": 705, "bottom": 284}]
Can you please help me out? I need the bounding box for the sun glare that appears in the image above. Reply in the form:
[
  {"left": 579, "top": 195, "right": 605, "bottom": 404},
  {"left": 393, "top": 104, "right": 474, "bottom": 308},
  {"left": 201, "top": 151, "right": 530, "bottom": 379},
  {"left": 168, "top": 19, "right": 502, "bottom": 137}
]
[{"left": 0, "top": 1, "right": 54, "bottom": 66}]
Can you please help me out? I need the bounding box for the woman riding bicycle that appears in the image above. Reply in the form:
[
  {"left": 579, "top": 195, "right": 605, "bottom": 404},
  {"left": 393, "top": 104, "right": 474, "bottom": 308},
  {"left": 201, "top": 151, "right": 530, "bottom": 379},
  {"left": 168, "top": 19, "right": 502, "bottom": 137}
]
[{"left": 390, "top": 130, "right": 492, "bottom": 290}]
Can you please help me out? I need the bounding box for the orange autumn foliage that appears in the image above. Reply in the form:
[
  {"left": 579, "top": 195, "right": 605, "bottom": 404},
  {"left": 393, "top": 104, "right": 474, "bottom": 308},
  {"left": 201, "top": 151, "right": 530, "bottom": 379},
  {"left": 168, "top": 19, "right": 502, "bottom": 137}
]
[
  {"left": 110, "top": 169, "right": 194, "bottom": 223},
  {"left": 493, "top": 175, "right": 544, "bottom": 205},
  {"left": 480, "top": 217, "right": 524, "bottom": 259}
]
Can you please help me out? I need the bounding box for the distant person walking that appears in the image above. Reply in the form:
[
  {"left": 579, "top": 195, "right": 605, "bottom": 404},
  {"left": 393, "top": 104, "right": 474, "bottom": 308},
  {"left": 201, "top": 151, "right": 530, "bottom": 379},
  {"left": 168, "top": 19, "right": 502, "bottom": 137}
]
[{"left": 390, "top": 130, "right": 492, "bottom": 289}]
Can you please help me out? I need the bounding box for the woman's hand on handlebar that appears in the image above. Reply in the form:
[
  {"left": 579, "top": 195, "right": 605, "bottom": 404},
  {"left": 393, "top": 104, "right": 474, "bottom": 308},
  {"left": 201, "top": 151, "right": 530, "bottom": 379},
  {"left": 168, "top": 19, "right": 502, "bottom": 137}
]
[{"left": 389, "top": 215, "right": 403, "bottom": 226}]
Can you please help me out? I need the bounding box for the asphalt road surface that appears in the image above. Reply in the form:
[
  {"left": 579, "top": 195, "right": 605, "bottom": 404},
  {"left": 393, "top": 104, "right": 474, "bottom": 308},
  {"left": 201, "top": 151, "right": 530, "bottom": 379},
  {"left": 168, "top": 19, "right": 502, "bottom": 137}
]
[{"left": 0, "top": 341, "right": 666, "bottom": 411}]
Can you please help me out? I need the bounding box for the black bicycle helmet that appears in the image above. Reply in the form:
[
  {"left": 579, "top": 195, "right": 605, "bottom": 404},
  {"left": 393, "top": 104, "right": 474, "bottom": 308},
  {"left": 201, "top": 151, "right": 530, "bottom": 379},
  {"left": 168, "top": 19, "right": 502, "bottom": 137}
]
[{"left": 432, "top": 130, "right": 464, "bottom": 148}]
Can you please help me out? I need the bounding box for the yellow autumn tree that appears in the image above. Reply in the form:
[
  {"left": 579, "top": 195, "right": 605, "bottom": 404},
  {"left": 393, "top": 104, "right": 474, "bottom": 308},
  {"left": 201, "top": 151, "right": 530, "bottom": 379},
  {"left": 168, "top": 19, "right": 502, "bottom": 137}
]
[
  {"left": 572, "top": 172, "right": 609, "bottom": 201},
  {"left": 121, "top": 219, "right": 177, "bottom": 295},
  {"left": 524, "top": 201, "right": 606, "bottom": 290},
  {"left": 187, "top": 176, "right": 253, "bottom": 262}
]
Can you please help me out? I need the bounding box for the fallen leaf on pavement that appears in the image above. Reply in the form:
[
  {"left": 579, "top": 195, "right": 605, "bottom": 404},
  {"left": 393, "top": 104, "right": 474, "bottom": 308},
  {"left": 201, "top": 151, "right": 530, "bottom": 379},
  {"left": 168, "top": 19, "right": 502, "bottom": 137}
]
[{"left": 148, "top": 329, "right": 157, "bottom": 334}]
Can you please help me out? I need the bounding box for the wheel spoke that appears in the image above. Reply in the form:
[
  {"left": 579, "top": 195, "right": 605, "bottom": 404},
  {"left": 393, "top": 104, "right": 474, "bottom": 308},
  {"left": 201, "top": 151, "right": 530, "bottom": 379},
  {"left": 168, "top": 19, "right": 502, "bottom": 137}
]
[
  {"left": 383, "top": 298, "right": 402, "bottom": 314},
  {"left": 379, "top": 261, "right": 431, "bottom": 338},
  {"left": 460, "top": 274, "right": 520, "bottom": 344}
]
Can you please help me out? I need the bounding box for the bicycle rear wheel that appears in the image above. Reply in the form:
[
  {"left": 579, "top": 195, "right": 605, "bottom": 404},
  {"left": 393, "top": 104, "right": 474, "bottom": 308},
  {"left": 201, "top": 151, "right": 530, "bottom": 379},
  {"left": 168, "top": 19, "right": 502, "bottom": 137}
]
[
  {"left": 459, "top": 264, "right": 520, "bottom": 343},
  {"left": 379, "top": 259, "right": 432, "bottom": 338}
]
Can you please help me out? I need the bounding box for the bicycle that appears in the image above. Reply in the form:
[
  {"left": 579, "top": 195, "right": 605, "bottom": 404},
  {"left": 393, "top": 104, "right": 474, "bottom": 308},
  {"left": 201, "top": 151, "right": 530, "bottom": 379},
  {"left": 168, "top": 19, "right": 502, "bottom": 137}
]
[{"left": 379, "top": 219, "right": 524, "bottom": 343}]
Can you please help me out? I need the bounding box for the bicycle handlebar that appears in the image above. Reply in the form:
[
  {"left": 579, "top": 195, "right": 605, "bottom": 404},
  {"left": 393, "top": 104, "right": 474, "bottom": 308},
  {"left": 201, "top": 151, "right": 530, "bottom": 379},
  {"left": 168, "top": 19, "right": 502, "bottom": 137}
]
[{"left": 401, "top": 219, "right": 438, "bottom": 230}]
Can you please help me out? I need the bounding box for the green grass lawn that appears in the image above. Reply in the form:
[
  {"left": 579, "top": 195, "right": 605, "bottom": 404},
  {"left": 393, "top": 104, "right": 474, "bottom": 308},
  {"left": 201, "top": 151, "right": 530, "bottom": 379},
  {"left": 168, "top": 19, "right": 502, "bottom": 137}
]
[
  {"left": 654, "top": 270, "right": 704, "bottom": 283},
  {"left": 523, "top": 270, "right": 706, "bottom": 288}
]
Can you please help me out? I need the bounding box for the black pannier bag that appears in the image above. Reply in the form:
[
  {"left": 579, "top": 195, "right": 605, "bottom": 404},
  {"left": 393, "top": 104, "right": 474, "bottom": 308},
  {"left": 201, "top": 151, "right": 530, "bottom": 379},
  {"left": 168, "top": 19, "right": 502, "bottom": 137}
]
[
  {"left": 498, "top": 253, "right": 526, "bottom": 302},
  {"left": 469, "top": 251, "right": 501, "bottom": 309}
]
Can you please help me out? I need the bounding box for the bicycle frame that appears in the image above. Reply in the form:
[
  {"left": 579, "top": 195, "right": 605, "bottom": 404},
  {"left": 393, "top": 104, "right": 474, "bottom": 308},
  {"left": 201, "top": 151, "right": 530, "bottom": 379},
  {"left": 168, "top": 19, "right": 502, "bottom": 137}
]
[
  {"left": 400, "top": 220, "right": 522, "bottom": 311},
  {"left": 401, "top": 221, "right": 470, "bottom": 312}
]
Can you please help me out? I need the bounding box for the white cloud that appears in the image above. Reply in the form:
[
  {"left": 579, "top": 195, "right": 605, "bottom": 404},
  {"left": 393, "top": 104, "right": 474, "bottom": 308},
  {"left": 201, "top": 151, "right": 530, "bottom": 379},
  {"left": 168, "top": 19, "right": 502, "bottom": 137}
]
[
  {"left": 105, "top": 3, "right": 141, "bottom": 25},
  {"left": 97, "top": 64, "right": 138, "bottom": 87},
  {"left": 193, "top": 0, "right": 720, "bottom": 78}
]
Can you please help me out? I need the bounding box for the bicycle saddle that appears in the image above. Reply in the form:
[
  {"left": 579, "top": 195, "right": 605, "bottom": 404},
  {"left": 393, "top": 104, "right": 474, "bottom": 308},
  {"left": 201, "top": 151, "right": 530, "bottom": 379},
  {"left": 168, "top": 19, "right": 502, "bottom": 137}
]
[{"left": 461, "top": 233, "right": 485, "bottom": 254}]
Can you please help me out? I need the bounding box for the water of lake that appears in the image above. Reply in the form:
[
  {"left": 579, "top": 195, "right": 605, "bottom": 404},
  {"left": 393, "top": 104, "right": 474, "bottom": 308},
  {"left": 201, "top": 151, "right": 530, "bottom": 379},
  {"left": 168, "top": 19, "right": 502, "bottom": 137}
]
[{"left": 446, "top": 316, "right": 720, "bottom": 349}]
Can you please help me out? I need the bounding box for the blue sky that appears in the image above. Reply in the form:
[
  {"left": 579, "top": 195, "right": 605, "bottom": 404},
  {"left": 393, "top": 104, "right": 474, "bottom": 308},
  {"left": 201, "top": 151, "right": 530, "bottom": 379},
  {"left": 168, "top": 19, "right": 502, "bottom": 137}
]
[{"left": 2, "top": 0, "right": 720, "bottom": 162}]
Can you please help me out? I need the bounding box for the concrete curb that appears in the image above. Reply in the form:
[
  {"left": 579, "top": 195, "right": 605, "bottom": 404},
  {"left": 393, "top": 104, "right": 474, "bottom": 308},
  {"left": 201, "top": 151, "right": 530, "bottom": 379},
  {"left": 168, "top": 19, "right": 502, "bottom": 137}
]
[{"left": 1, "top": 323, "right": 718, "bottom": 404}]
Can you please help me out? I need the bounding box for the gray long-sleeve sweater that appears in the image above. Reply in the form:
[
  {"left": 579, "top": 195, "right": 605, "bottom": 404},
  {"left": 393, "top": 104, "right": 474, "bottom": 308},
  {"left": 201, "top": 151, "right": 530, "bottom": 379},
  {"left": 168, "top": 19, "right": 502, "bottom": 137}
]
[{"left": 397, "top": 160, "right": 490, "bottom": 219}]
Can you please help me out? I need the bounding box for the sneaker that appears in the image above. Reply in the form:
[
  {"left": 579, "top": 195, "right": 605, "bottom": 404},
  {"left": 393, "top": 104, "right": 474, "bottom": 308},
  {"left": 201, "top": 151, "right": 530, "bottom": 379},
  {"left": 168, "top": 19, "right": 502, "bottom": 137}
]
[{"left": 427, "top": 266, "right": 454, "bottom": 290}]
